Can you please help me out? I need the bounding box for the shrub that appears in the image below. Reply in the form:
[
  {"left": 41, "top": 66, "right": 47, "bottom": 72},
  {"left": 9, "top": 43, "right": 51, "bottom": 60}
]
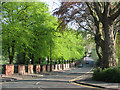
[{"left": 93, "top": 67, "right": 120, "bottom": 83}]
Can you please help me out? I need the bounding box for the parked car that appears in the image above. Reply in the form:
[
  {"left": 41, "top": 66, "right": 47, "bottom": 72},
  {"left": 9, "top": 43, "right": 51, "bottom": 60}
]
[{"left": 86, "top": 61, "right": 89, "bottom": 64}]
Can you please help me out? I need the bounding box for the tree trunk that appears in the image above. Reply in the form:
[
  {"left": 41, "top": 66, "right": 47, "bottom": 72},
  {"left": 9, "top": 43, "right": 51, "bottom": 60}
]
[
  {"left": 23, "top": 52, "right": 26, "bottom": 64},
  {"left": 31, "top": 54, "right": 34, "bottom": 64},
  {"left": 95, "top": 44, "right": 102, "bottom": 67},
  {"left": 39, "top": 58, "right": 41, "bottom": 64},
  {"left": 117, "top": 33, "right": 120, "bottom": 67},
  {"left": 9, "top": 56, "right": 13, "bottom": 64},
  {"left": 102, "top": 22, "right": 117, "bottom": 68},
  {"left": 8, "top": 40, "right": 15, "bottom": 64},
  {"left": 59, "top": 58, "right": 60, "bottom": 64},
  {"left": 47, "top": 57, "right": 49, "bottom": 64}
]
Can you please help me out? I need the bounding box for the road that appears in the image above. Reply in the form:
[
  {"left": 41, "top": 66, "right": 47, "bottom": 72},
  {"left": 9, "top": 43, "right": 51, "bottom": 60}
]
[{"left": 2, "top": 57, "right": 96, "bottom": 89}]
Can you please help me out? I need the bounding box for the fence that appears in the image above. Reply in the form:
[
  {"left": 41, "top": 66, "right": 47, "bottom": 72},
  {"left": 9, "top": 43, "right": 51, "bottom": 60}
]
[{"left": 0, "top": 62, "right": 76, "bottom": 75}]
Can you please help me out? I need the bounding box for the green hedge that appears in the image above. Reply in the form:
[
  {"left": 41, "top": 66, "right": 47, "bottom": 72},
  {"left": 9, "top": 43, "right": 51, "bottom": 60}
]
[{"left": 93, "top": 67, "right": 120, "bottom": 83}]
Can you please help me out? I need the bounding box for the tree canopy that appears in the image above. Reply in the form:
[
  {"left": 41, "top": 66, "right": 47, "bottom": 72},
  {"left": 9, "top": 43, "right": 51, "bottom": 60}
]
[
  {"left": 54, "top": 2, "right": 120, "bottom": 68},
  {"left": 2, "top": 2, "right": 85, "bottom": 65}
]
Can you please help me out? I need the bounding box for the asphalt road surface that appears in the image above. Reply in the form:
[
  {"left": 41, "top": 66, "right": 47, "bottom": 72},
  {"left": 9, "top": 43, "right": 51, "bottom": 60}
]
[{"left": 2, "top": 57, "right": 96, "bottom": 89}]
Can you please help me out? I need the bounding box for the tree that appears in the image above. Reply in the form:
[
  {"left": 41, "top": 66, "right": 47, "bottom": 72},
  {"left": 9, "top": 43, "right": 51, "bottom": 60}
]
[
  {"left": 52, "top": 29, "right": 85, "bottom": 62},
  {"left": 2, "top": 2, "right": 86, "bottom": 65},
  {"left": 54, "top": 2, "right": 120, "bottom": 68},
  {"left": 2, "top": 2, "right": 58, "bottom": 64}
]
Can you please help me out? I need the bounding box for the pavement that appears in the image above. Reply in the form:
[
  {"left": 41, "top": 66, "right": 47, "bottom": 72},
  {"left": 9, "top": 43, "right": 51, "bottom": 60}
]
[
  {"left": 1, "top": 68, "right": 73, "bottom": 82},
  {"left": 72, "top": 74, "right": 119, "bottom": 90},
  {"left": 1, "top": 57, "right": 119, "bottom": 89},
  {"left": 1, "top": 67, "right": 94, "bottom": 88}
]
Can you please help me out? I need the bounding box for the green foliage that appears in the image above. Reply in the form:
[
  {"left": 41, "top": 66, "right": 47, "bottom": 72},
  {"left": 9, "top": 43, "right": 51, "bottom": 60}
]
[
  {"left": 2, "top": 2, "right": 55, "bottom": 64},
  {"left": 52, "top": 29, "right": 85, "bottom": 61},
  {"left": 2, "top": 2, "right": 85, "bottom": 64},
  {"left": 93, "top": 67, "right": 120, "bottom": 83}
]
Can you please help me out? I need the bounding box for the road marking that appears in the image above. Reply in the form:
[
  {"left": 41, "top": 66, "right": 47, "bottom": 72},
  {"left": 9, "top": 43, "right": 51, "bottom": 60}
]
[
  {"left": 69, "top": 67, "right": 109, "bottom": 90},
  {"left": 69, "top": 67, "right": 94, "bottom": 82},
  {"left": 70, "top": 81, "right": 104, "bottom": 89},
  {"left": 68, "top": 67, "right": 103, "bottom": 89},
  {"left": 35, "top": 82, "right": 40, "bottom": 85}
]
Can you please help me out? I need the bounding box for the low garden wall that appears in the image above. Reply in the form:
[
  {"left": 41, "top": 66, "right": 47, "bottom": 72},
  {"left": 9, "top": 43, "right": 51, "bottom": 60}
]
[{"left": 2, "top": 62, "right": 76, "bottom": 75}]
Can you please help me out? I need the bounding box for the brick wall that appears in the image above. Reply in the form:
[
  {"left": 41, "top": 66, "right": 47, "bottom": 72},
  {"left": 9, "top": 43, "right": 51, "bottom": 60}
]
[
  {"left": 18, "top": 65, "right": 25, "bottom": 75},
  {"left": 47, "top": 65, "right": 50, "bottom": 72},
  {"left": 61, "top": 64, "right": 63, "bottom": 70},
  {"left": 55, "top": 64, "right": 58, "bottom": 70},
  {"left": 28, "top": 65, "right": 33, "bottom": 74},
  {"left": 4, "top": 63, "right": 75, "bottom": 75},
  {"left": 36, "top": 65, "right": 40, "bottom": 73},
  {"left": 5, "top": 64, "right": 14, "bottom": 75},
  {"left": 42, "top": 65, "right": 46, "bottom": 72},
  {"left": 63, "top": 64, "right": 66, "bottom": 69},
  {"left": 58, "top": 64, "right": 61, "bottom": 70},
  {"left": 52, "top": 65, "right": 54, "bottom": 71}
]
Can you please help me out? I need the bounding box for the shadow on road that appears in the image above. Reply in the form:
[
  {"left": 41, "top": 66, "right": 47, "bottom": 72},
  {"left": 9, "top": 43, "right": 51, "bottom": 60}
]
[{"left": 14, "top": 79, "right": 69, "bottom": 83}]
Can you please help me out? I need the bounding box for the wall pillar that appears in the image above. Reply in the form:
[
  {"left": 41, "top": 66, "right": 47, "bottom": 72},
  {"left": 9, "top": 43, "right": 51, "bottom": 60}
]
[
  {"left": 18, "top": 65, "right": 25, "bottom": 75},
  {"left": 36, "top": 65, "right": 40, "bottom": 73},
  {"left": 58, "top": 64, "right": 61, "bottom": 70},
  {"left": 68, "top": 63, "right": 69, "bottom": 68},
  {"left": 52, "top": 65, "right": 54, "bottom": 71},
  {"left": 47, "top": 65, "right": 50, "bottom": 72},
  {"left": 5, "top": 64, "right": 14, "bottom": 75},
  {"left": 63, "top": 64, "right": 66, "bottom": 69},
  {"left": 42, "top": 65, "right": 46, "bottom": 72},
  {"left": 28, "top": 65, "right": 33, "bottom": 74},
  {"left": 55, "top": 64, "right": 58, "bottom": 70}
]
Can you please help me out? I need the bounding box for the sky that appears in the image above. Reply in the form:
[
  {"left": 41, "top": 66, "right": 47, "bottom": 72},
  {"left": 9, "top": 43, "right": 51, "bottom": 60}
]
[
  {"left": 39, "top": 0, "right": 78, "bottom": 30},
  {"left": 39, "top": 0, "right": 61, "bottom": 13}
]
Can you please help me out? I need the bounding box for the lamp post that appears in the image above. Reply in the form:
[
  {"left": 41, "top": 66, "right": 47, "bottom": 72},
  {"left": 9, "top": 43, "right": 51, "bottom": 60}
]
[
  {"left": 30, "top": 59, "right": 31, "bottom": 74},
  {"left": 46, "top": 57, "right": 48, "bottom": 63},
  {"left": 30, "top": 59, "right": 32, "bottom": 64}
]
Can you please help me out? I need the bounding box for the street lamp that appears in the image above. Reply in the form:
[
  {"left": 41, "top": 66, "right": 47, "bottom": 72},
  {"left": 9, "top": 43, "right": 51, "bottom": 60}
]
[
  {"left": 30, "top": 59, "right": 32, "bottom": 74},
  {"left": 46, "top": 57, "right": 48, "bottom": 62},
  {"left": 30, "top": 59, "right": 32, "bottom": 64}
]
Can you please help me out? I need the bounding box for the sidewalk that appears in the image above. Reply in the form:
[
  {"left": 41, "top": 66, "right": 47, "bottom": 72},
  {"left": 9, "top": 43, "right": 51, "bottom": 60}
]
[
  {"left": 1, "top": 73, "right": 43, "bottom": 82},
  {"left": 1, "top": 68, "right": 73, "bottom": 82},
  {"left": 74, "top": 74, "right": 119, "bottom": 90}
]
